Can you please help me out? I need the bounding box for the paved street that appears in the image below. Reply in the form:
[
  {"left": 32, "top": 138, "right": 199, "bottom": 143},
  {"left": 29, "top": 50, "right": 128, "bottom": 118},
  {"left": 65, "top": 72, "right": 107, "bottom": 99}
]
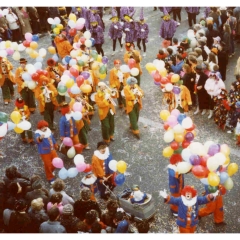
[{"left": 0, "top": 7, "right": 240, "bottom": 233}]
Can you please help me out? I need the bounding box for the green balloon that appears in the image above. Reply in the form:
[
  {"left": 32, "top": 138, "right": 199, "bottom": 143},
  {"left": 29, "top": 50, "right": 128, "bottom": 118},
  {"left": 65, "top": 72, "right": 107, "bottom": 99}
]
[
  {"left": 174, "top": 147, "right": 183, "bottom": 154},
  {"left": 208, "top": 185, "right": 218, "bottom": 193},
  {"left": 51, "top": 24, "right": 57, "bottom": 29},
  {"left": 0, "top": 112, "right": 8, "bottom": 123},
  {"left": 90, "top": 50, "right": 98, "bottom": 57},
  {"left": 57, "top": 85, "right": 67, "bottom": 94},
  {"left": 77, "top": 60, "right": 84, "bottom": 67},
  {"left": 99, "top": 65, "right": 107, "bottom": 74}
]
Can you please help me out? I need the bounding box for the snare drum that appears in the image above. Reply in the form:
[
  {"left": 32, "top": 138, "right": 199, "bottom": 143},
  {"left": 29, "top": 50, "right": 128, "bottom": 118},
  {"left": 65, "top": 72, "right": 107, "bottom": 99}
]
[{"left": 90, "top": 92, "right": 97, "bottom": 102}]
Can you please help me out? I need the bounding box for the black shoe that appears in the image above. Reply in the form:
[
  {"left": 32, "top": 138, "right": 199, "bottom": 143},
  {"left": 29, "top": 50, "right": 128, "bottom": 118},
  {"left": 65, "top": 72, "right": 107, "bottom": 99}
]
[{"left": 214, "top": 222, "right": 227, "bottom": 226}]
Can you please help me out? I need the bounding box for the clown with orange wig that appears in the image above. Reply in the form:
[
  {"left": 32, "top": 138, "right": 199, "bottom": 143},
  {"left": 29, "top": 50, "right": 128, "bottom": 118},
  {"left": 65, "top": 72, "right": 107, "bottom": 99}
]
[{"left": 160, "top": 185, "right": 219, "bottom": 233}]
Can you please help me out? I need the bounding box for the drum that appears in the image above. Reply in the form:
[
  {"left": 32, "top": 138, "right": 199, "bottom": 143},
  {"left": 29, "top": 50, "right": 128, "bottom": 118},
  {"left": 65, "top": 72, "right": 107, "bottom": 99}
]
[
  {"left": 90, "top": 92, "right": 97, "bottom": 102},
  {"left": 121, "top": 90, "right": 125, "bottom": 98}
]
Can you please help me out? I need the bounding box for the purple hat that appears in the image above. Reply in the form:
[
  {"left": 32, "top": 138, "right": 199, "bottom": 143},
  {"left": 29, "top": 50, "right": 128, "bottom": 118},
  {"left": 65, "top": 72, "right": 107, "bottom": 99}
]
[
  {"left": 139, "top": 7, "right": 144, "bottom": 21},
  {"left": 90, "top": 14, "right": 97, "bottom": 23},
  {"left": 110, "top": 7, "right": 118, "bottom": 20}
]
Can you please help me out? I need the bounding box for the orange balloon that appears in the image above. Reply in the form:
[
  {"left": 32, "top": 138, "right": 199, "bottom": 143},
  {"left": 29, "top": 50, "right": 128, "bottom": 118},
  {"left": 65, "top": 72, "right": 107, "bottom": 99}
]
[
  {"left": 30, "top": 41, "right": 38, "bottom": 50},
  {"left": 174, "top": 133, "right": 184, "bottom": 143}
]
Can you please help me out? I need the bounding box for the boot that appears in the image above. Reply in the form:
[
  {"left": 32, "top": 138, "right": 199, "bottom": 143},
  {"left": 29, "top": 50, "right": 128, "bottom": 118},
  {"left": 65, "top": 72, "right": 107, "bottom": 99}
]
[
  {"left": 194, "top": 106, "right": 199, "bottom": 115},
  {"left": 201, "top": 109, "right": 206, "bottom": 115},
  {"left": 208, "top": 110, "right": 213, "bottom": 119}
]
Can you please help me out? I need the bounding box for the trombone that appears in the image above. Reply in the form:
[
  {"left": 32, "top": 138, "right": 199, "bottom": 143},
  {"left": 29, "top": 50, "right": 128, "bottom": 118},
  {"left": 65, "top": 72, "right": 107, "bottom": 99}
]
[{"left": 76, "top": 96, "right": 93, "bottom": 110}]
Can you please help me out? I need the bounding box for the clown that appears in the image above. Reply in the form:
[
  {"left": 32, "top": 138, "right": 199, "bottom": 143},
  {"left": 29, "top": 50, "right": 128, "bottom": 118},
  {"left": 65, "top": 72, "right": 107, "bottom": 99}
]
[
  {"left": 54, "top": 32, "right": 73, "bottom": 59},
  {"left": 123, "top": 77, "right": 144, "bottom": 139},
  {"left": 160, "top": 185, "right": 218, "bottom": 233},
  {"left": 122, "top": 13, "right": 136, "bottom": 44},
  {"left": 135, "top": 8, "right": 149, "bottom": 57},
  {"left": 108, "top": 8, "right": 123, "bottom": 55},
  {"left": 130, "top": 185, "right": 148, "bottom": 204}
]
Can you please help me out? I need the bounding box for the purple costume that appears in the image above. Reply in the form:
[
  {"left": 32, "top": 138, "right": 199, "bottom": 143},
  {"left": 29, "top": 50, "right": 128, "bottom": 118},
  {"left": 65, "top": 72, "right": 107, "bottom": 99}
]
[
  {"left": 136, "top": 22, "right": 149, "bottom": 42},
  {"left": 159, "top": 19, "right": 178, "bottom": 39},
  {"left": 123, "top": 21, "right": 136, "bottom": 43},
  {"left": 120, "top": 7, "right": 129, "bottom": 21},
  {"left": 90, "top": 25, "right": 104, "bottom": 44},
  {"left": 108, "top": 22, "right": 123, "bottom": 39}
]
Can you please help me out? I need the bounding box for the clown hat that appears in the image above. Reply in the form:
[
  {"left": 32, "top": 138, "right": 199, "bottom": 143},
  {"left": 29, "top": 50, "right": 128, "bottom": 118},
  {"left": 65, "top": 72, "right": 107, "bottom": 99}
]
[
  {"left": 125, "top": 42, "right": 135, "bottom": 51},
  {"left": 126, "top": 76, "right": 137, "bottom": 85},
  {"left": 139, "top": 7, "right": 144, "bottom": 21},
  {"left": 90, "top": 14, "right": 98, "bottom": 23},
  {"left": 109, "top": 8, "right": 118, "bottom": 20},
  {"left": 19, "top": 58, "right": 27, "bottom": 64},
  {"left": 161, "top": 7, "right": 171, "bottom": 20},
  {"left": 123, "top": 14, "right": 133, "bottom": 21},
  {"left": 15, "top": 97, "right": 25, "bottom": 108}
]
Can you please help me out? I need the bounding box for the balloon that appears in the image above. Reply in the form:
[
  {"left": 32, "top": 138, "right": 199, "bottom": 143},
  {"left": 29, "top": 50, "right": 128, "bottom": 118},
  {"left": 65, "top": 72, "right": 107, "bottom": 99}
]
[
  {"left": 172, "top": 86, "right": 181, "bottom": 94},
  {"left": 67, "top": 167, "right": 78, "bottom": 178},
  {"left": 208, "top": 144, "right": 220, "bottom": 156},
  {"left": 224, "top": 177, "right": 234, "bottom": 190},
  {"left": 177, "top": 162, "right": 192, "bottom": 174},
  {"left": 167, "top": 115, "right": 178, "bottom": 128},
  {"left": 48, "top": 46, "right": 56, "bottom": 54},
  {"left": 97, "top": 55, "right": 102, "bottom": 62},
  {"left": 25, "top": 32, "right": 32, "bottom": 41},
  {"left": 223, "top": 156, "right": 230, "bottom": 167},
  {"left": 177, "top": 113, "right": 186, "bottom": 124},
  {"left": 170, "top": 141, "right": 179, "bottom": 151},
  {"left": 153, "top": 70, "right": 161, "bottom": 82},
  {"left": 171, "top": 109, "right": 180, "bottom": 118},
  {"left": 73, "top": 102, "right": 82, "bottom": 112},
  {"left": 30, "top": 41, "right": 38, "bottom": 50},
  {"left": 32, "top": 34, "right": 39, "bottom": 42},
  {"left": 117, "top": 160, "right": 127, "bottom": 173},
  {"left": 120, "top": 64, "right": 130, "bottom": 73},
  {"left": 0, "top": 111, "right": 8, "bottom": 123},
  {"left": 208, "top": 185, "right": 218, "bottom": 193},
  {"left": 0, "top": 49, "right": 7, "bottom": 58},
  {"left": 12, "top": 51, "right": 21, "bottom": 61},
  {"left": 159, "top": 110, "right": 170, "bottom": 121},
  {"left": 200, "top": 155, "right": 208, "bottom": 167},
  {"left": 185, "top": 132, "right": 194, "bottom": 142},
  {"left": 58, "top": 167, "right": 68, "bottom": 180},
  {"left": 76, "top": 162, "right": 87, "bottom": 172},
  {"left": 128, "top": 59, "right": 136, "bottom": 69},
  {"left": 163, "top": 122, "right": 170, "bottom": 130},
  {"left": 145, "top": 63, "right": 156, "bottom": 72},
  {"left": 63, "top": 137, "right": 73, "bottom": 147},
  {"left": 154, "top": 59, "right": 165, "bottom": 71},
  {"left": 171, "top": 74, "right": 180, "bottom": 83},
  {"left": 130, "top": 67, "right": 139, "bottom": 76},
  {"left": 200, "top": 178, "right": 209, "bottom": 185},
  {"left": 71, "top": 85, "right": 80, "bottom": 94},
  {"left": 181, "top": 117, "right": 193, "bottom": 129},
  {"left": 181, "top": 148, "right": 192, "bottom": 162},
  {"left": 182, "top": 140, "right": 190, "bottom": 149},
  {"left": 34, "top": 62, "right": 42, "bottom": 70},
  {"left": 10, "top": 111, "right": 21, "bottom": 124},
  {"left": 162, "top": 146, "right": 174, "bottom": 158},
  {"left": 220, "top": 144, "right": 230, "bottom": 156},
  {"left": 109, "top": 160, "right": 118, "bottom": 172},
  {"left": 65, "top": 79, "right": 74, "bottom": 88},
  {"left": 7, "top": 121, "right": 15, "bottom": 131},
  {"left": 192, "top": 165, "right": 209, "bottom": 179},
  {"left": 69, "top": 28, "right": 77, "bottom": 36},
  {"left": 52, "top": 54, "right": 58, "bottom": 62},
  {"left": 57, "top": 85, "right": 67, "bottom": 95},
  {"left": 99, "top": 65, "right": 107, "bottom": 74},
  {"left": 208, "top": 172, "right": 220, "bottom": 187},
  {"left": 52, "top": 157, "right": 64, "bottom": 168},
  {"left": 17, "top": 120, "right": 31, "bottom": 131},
  {"left": 174, "top": 133, "right": 184, "bottom": 143},
  {"left": 189, "top": 155, "right": 201, "bottom": 166},
  {"left": 227, "top": 163, "right": 238, "bottom": 177},
  {"left": 29, "top": 50, "right": 39, "bottom": 59},
  {"left": 23, "top": 40, "right": 30, "bottom": 48},
  {"left": 170, "top": 154, "right": 182, "bottom": 164},
  {"left": 74, "top": 154, "right": 85, "bottom": 165},
  {"left": 173, "top": 124, "right": 184, "bottom": 134},
  {"left": 73, "top": 143, "right": 84, "bottom": 154},
  {"left": 0, "top": 123, "right": 7, "bottom": 137},
  {"left": 6, "top": 48, "right": 14, "bottom": 55},
  {"left": 54, "top": 17, "right": 61, "bottom": 24},
  {"left": 81, "top": 71, "right": 90, "bottom": 80},
  {"left": 207, "top": 156, "right": 219, "bottom": 172},
  {"left": 203, "top": 141, "right": 215, "bottom": 153},
  {"left": 163, "top": 129, "right": 174, "bottom": 143},
  {"left": 76, "top": 76, "right": 84, "bottom": 87},
  {"left": 189, "top": 142, "right": 205, "bottom": 156},
  {"left": 69, "top": 67, "right": 79, "bottom": 77},
  {"left": 159, "top": 68, "right": 167, "bottom": 77},
  {"left": 72, "top": 111, "right": 82, "bottom": 121},
  {"left": 214, "top": 152, "right": 226, "bottom": 165},
  {"left": 67, "top": 146, "right": 76, "bottom": 158},
  {"left": 39, "top": 48, "right": 47, "bottom": 57},
  {"left": 219, "top": 185, "right": 227, "bottom": 195},
  {"left": 77, "top": 17, "right": 85, "bottom": 25},
  {"left": 80, "top": 83, "right": 92, "bottom": 94},
  {"left": 83, "top": 164, "right": 92, "bottom": 173},
  {"left": 114, "top": 174, "right": 125, "bottom": 186},
  {"left": 84, "top": 31, "right": 91, "bottom": 39},
  {"left": 75, "top": 22, "right": 84, "bottom": 30},
  {"left": 220, "top": 172, "right": 229, "bottom": 184},
  {"left": 47, "top": 18, "right": 55, "bottom": 24},
  {"left": 165, "top": 83, "right": 173, "bottom": 92}
]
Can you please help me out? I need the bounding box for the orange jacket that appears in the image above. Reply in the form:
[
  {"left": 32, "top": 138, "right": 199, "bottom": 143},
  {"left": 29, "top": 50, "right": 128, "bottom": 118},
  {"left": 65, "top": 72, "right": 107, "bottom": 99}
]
[
  {"left": 0, "top": 58, "right": 15, "bottom": 87},
  {"left": 124, "top": 50, "right": 142, "bottom": 75},
  {"left": 109, "top": 68, "right": 130, "bottom": 90},
  {"left": 123, "top": 84, "right": 143, "bottom": 114},
  {"left": 92, "top": 154, "right": 105, "bottom": 178},
  {"left": 46, "top": 64, "right": 65, "bottom": 83},
  {"left": 54, "top": 36, "right": 73, "bottom": 59},
  {"left": 15, "top": 67, "right": 30, "bottom": 93},
  {"left": 95, "top": 89, "right": 116, "bottom": 120}
]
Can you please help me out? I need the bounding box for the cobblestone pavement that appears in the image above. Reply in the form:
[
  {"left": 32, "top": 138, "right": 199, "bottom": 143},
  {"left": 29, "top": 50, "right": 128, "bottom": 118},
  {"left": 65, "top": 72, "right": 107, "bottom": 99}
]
[{"left": 0, "top": 7, "right": 240, "bottom": 233}]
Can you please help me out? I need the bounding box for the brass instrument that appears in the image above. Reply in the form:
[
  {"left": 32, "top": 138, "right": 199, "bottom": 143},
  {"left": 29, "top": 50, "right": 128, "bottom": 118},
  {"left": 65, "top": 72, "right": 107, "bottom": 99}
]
[
  {"left": 76, "top": 96, "right": 93, "bottom": 110},
  {"left": 103, "top": 89, "right": 117, "bottom": 106},
  {"left": 132, "top": 87, "right": 143, "bottom": 98}
]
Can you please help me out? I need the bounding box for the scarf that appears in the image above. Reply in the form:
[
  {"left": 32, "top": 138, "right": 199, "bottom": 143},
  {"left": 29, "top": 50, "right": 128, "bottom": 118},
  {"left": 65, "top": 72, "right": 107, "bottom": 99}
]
[
  {"left": 93, "top": 147, "right": 110, "bottom": 160},
  {"left": 35, "top": 128, "right": 52, "bottom": 138},
  {"left": 181, "top": 195, "right": 197, "bottom": 207}
]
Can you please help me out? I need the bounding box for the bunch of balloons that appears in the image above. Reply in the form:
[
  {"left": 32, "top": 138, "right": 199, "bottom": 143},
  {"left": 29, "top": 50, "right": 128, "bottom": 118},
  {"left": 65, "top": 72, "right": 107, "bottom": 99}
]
[
  {"left": 9, "top": 111, "right": 31, "bottom": 134},
  {"left": 61, "top": 137, "right": 84, "bottom": 158},
  {"left": 68, "top": 13, "right": 85, "bottom": 34},
  {"left": 47, "top": 17, "right": 63, "bottom": 35},
  {"left": 108, "top": 160, "right": 128, "bottom": 186}
]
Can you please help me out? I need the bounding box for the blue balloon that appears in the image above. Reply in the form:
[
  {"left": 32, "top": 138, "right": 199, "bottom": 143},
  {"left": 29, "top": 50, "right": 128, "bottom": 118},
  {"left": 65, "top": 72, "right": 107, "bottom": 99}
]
[
  {"left": 58, "top": 167, "right": 68, "bottom": 180},
  {"left": 114, "top": 174, "right": 125, "bottom": 186},
  {"left": 67, "top": 167, "right": 78, "bottom": 178},
  {"left": 65, "top": 55, "right": 71, "bottom": 64},
  {"left": 62, "top": 58, "right": 67, "bottom": 65},
  {"left": 7, "top": 121, "right": 16, "bottom": 131},
  {"left": 72, "top": 111, "right": 82, "bottom": 120},
  {"left": 52, "top": 54, "right": 59, "bottom": 62},
  {"left": 200, "top": 178, "right": 209, "bottom": 185},
  {"left": 220, "top": 172, "right": 229, "bottom": 184},
  {"left": 36, "top": 56, "right": 43, "bottom": 62},
  {"left": 90, "top": 38, "right": 95, "bottom": 46},
  {"left": 177, "top": 113, "right": 186, "bottom": 124},
  {"left": 32, "top": 34, "right": 39, "bottom": 42}
]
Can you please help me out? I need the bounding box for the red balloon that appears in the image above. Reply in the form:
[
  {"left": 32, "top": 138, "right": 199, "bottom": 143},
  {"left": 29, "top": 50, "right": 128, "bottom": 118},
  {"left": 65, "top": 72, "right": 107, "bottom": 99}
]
[
  {"left": 160, "top": 77, "right": 169, "bottom": 85},
  {"left": 192, "top": 165, "right": 209, "bottom": 179},
  {"left": 219, "top": 185, "right": 227, "bottom": 195},
  {"left": 70, "top": 67, "right": 79, "bottom": 77},
  {"left": 128, "top": 59, "right": 136, "bottom": 69},
  {"left": 154, "top": 71, "right": 161, "bottom": 82},
  {"left": 186, "top": 124, "right": 196, "bottom": 131},
  {"left": 163, "top": 122, "right": 170, "bottom": 130},
  {"left": 170, "top": 141, "right": 179, "bottom": 150},
  {"left": 41, "top": 70, "right": 48, "bottom": 77},
  {"left": 182, "top": 140, "right": 190, "bottom": 148},
  {"left": 31, "top": 72, "right": 40, "bottom": 81},
  {"left": 169, "top": 154, "right": 182, "bottom": 164},
  {"left": 74, "top": 143, "right": 84, "bottom": 154},
  {"left": 23, "top": 40, "right": 31, "bottom": 47},
  {"left": 83, "top": 164, "right": 92, "bottom": 173},
  {"left": 167, "top": 72, "right": 174, "bottom": 81},
  {"left": 69, "top": 28, "right": 77, "bottom": 37},
  {"left": 200, "top": 155, "right": 208, "bottom": 167},
  {"left": 76, "top": 75, "right": 84, "bottom": 87},
  {"left": 80, "top": 37, "right": 86, "bottom": 44},
  {"left": 36, "top": 69, "right": 43, "bottom": 75}
]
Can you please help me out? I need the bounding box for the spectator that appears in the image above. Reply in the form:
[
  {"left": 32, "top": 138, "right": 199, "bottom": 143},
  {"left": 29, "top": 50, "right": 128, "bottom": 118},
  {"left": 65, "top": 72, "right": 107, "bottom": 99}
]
[
  {"left": 136, "top": 220, "right": 150, "bottom": 233},
  {"left": 172, "top": 7, "right": 182, "bottom": 23},
  {"left": 222, "top": 23, "right": 231, "bottom": 58},
  {"left": 26, "top": 7, "right": 40, "bottom": 34},
  {"left": 39, "top": 207, "right": 66, "bottom": 233},
  {"left": 28, "top": 198, "right": 49, "bottom": 233},
  {"left": 54, "top": 32, "right": 73, "bottom": 59},
  {"left": 185, "top": 7, "right": 200, "bottom": 28},
  {"left": 35, "top": 7, "right": 49, "bottom": 33},
  {"left": 47, "top": 193, "right": 64, "bottom": 214},
  {"left": 2, "top": 197, "right": 15, "bottom": 232},
  {"left": 168, "top": 54, "right": 184, "bottom": 74},
  {"left": 226, "top": 9, "right": 237, "bottom": 57},
  {"left": 84, "top": 210, "right": 106, "bottom": 232},
  {"left": 0, "top": 14, "right": 12, "bottom": 40},
  {"left": 113, "top": 211, "right": 129, "bottom": 233},
  {"left": 16, "top": 7, "right": 32, "bottom": 37},
  {"left": 73, "top": 220, "right": 88, "bottom": 233}
]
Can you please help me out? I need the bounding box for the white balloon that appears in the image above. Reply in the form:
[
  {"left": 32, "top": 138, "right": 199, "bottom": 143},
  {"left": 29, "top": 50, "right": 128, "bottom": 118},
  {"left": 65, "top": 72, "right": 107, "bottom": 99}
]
[
  {"left": 177, "top": 162, "right": 192, "bottom": 174},
  {"left": 85, "top": 39, "right": 92, "bottom": 48},
  {"left": 28, "top": 80, "right": 37, "bottom": 90},
  {"left": 81, "top": 54, "right": 89, "bottom": 63},
  {"left": 207, "top": 156, "right": 219, "bottom": 172},
  {"left": 11, "top": 42, "right": 18, "bottom": 50},
  {"left": 181, "top": 117, "right": 193, "bottom": 129},
  {"left": 17, "top": 120, "right": 31, "bottom": 131},
  {"left": 22, "top": 72, "right": 32, "bottom": 81},
  {"left": 61, "top": 75, "right": 69, "bottom": 83},
  {"left": 0, "top": 50, "right": 7, "bottom": 57},
  {"left": 190, "top": 38, "right": 197, "bottom": 49},
  {"left": 69, "top": 59, "right": 77, "bottom": 66},
  {"left": 109, "top": 160, "right": 118, "bottom": 172},
  {"left": 214, "top": 152, "right": 226, "bottom": 165},
  {"left": 130, "top": 67, "right": 139, "bottom": 76},
  {"left": 52, "top": 54, "right": 59, "bottom": 62},
  {"left": 189, "top": 142, "right": 206, "bottom": 156},
  {"left": 120, "top": 64, "right": 130, "bottom": 73},
  {"left": 0, "top": 41, "right": 6, "bottom": 50},
  {"left": 36, "top": 56, "right": 44, "bottom": 62},
  {"left": 18, "top": 43, "right": 26, "bottom": 52},
  {"left": 181, "top": 148, "right": 192, "bottom": 162},
  {"left": 74, "top": 154, "right": 85, "bottom": 165},
  {"left": 68, "top": 20, "right": 76, "bottom": 28},
  {"left": 72, "top": 111, "right": 82, "bottom": 120},
  {"left": 0, "top": 123, "right": 7, "bottom": 137},
  {"left": 47, "top": 18, "right": 54, "bottom": 24},
  {"left": 173, "top": 124, "right": 184, "bottom": 134},
  {"left": 83, "top": 31, "right": 91, "bottom": 39},
  {"left": 34, "top": 62, "right": 42, "bottom": 70},
  {"left": 165, "top": 83, "right": 173, "bottom": 92},
  {"left": 39, "top": 48, "right": 47, "bottom": 57},
  {"left": 67, "top": 167, "right": 78, "bottom": 178},
  {"left": 54, "top": 17, "right": 61, "bottom": 25},
  {"left": 77, "top": 18, "right": 85, "bottom": 25},
  {"left": 187, "top": 29, "right": 195, "bottom": 39},
  {"left": 12, "top": 51, "right": 21, "bottom": 61},
  {"left": 163, "top": 129, "right": 174, "bottom": 143}
]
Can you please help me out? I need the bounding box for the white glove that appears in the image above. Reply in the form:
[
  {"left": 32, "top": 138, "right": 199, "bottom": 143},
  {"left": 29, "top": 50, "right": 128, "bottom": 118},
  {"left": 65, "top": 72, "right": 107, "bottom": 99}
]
[
  {"left": 141, "top": 29, "right": 145, "bottom": 32},
  {"left": 114, "top": 25, "right": 118, "bottom": 29},
  {"left": 125, "top": 28, "right": 130, "bottom": 31},
  {"left": 105, "top": 93, "right": 110, "bottom": 100},
  {"left": 120, "top": 21, "right": 124, "bottom": 26},
  {"left": 212, "top": 190, "right": 219, "bottom": 197},
  {"left": 159, "top": 189, "right": 168, "bottom": 198}
]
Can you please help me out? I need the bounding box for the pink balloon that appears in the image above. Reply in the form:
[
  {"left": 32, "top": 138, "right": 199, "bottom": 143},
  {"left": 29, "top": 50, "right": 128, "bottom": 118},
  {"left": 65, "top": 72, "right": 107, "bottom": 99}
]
[
  {"left": 6, "top": 48, "right": 14, "bottom": 55},
  {"left": 73, "top": 102, "right": 82, "bottom": 112},
  {"left": 151, "top": 70, "right": 156, "bottom": 78},
  {"left": 52, "top": 157, "right": 64, "bottom": 168},
  {"left": 171, "top": 109, "right": 180, "bottom": 118},
  {"left": 75, "top": 23, "right": 84, "bottom": 30},
  {"left": 167, "top": 115, "right": 178, "bottom": 128},
  {"left": 63, "top": 70, "right": 71, "bottom": 76},
  {"left": 63, "top": 137, "right": 73, "bottom": 147},
  {"left": 76, "top": 162, "right": 87, "bottom": 172},
  {"left": 25, "top": 32, "right": 32, "bottom": 41}
]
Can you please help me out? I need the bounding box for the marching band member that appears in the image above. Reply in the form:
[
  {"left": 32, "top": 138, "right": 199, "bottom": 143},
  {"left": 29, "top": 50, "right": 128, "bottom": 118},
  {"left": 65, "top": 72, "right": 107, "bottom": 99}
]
[
  {"left": 123, "top": 77, "right": 144, "bottom": 139},
  {"left": 95, "top": 82, "right": 118, "bottom": 144}
]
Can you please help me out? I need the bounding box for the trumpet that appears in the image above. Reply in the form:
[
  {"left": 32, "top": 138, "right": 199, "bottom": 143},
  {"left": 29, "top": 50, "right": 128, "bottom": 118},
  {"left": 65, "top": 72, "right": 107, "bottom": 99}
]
[
  {"left": 103, "top": 89, "right": 117, "bottom": 106},
  {"left": 76, "top": 96, "right": 93, "bottom": 110},
  {"left": 105, "top": 85, "right": 118, "bottom": 97},
  {"left": 132, "top": 87, "right": 143, "bottom": 97}
]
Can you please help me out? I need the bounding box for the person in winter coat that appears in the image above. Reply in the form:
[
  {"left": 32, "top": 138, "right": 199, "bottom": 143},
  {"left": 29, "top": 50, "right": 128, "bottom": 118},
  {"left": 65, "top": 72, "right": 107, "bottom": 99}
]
[
  {"left": 16, "top": 7, "right": 32, "bottom": 36},
  {"left": 113, "top": 211, "right": 129, "bottom": 233},
  {"left": 26, "top": 7, "right": 40, "bottom": 34}
]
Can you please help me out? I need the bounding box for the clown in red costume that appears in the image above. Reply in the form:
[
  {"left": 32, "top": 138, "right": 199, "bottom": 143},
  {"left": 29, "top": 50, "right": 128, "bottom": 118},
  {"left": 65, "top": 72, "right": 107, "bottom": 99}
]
[{"left": 160, "top": 185, "right": 218, "bottom": 233}]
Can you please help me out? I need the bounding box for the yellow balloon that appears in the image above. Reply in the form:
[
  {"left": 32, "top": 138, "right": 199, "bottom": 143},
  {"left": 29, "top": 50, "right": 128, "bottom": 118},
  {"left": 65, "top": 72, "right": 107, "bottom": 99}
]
[
  {"left": 208, "top": 172, "right": 220, "bottom": 187},
  {"left": 159, "top": 68, "right": 167, "bottom": 77},
  {"left": 171, "top": 74, "right": 180, "bottom": 83},
  {"left": 30, "top": 50, "right": 39, "bottom": 59},
  {"left": 174, "top": 133, "right": 184, "bottom": 143},
  {"left": 65, "top": 79, "right": 75, "bottom": 88},
  {"left": 145, "top": 63, "right": 156, "bottom": 72},
  {"left": 57, "top": 24, "right": 63, "bottom": 30},
  {"left": 97, "top": 55, "right": 102, "bottom": 62},
  {"left": 224, "top": 177, "right": 234, "bottom": 190},
  {"left": 160, "top": 110, "right": 170, "bottom": 121},
  {"left": 91, "top": 62, "right": 99, "bottom": 70},
  {"left": 162, "top": 146, "right": 174, "bottom": 158},
  {"left": 223, "top": 156, "right": 230, "bottom": 167},
  {"left": 67, "top": 146, "right": 76, "bottom": 158},
  {"left": 117, "top": 160, "right": 127, "bottom": 173},
  {"left": 99, "top": 73, "right": 106, "bottom": 80},
  {"left": 227, "top": 163, "right": 238, "bottom": 177},
  {"left": 5, "top": 40, "right": 11, "bottom": 48},
  {"left": 14, "top": 126, "right": 24, "bottom": 134},
  {"left": 53, "top": 28, "right": 60, "bottom": 34},
  {"left": 220, "top": 144, "right": 230, "bottom": 156},
  {"left": 30, "top": 41, "right": 38, "bottom": 50},
  {"left": 25, "top": 47, "right": 33, "bottom": 54},
  {"left": 80, "top": 84, "right": 92, "bottom": 94},
  {"left": 69, "top": 13, "right": 77, "bottom": 22},
  {"left": 10, "top": 111, "right": 21, "bottom": 124},
  {"left": 48, "top": 46, "right": 56, "bottom": 54}
]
